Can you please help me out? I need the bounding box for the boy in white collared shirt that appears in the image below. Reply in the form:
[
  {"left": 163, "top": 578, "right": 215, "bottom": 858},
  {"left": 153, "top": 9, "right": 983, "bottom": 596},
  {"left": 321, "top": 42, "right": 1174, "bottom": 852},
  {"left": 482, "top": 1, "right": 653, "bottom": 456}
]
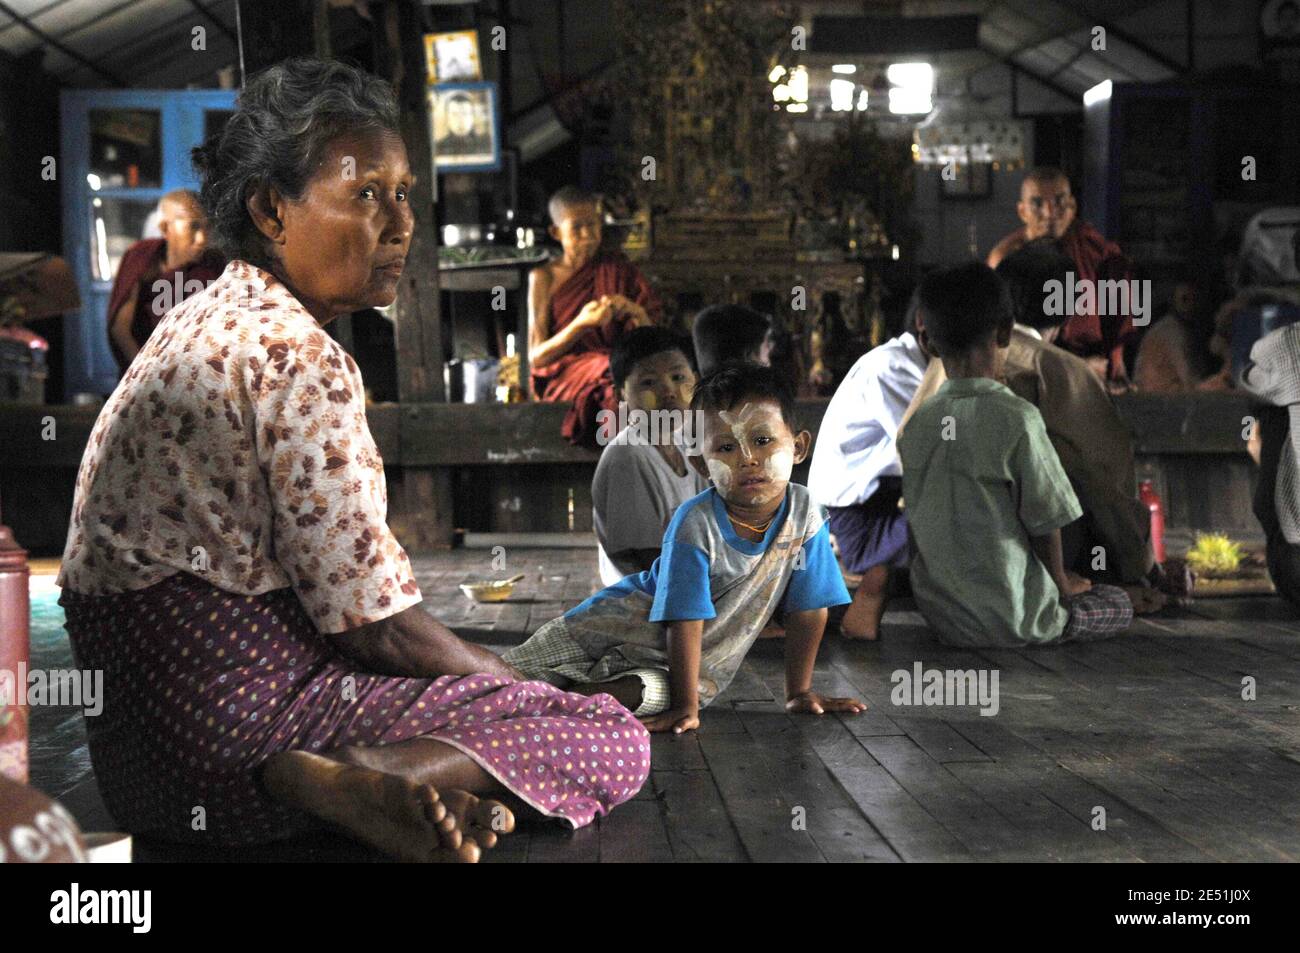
[{"left": 808, "top": 307, "right": 927, "bottom": 639}]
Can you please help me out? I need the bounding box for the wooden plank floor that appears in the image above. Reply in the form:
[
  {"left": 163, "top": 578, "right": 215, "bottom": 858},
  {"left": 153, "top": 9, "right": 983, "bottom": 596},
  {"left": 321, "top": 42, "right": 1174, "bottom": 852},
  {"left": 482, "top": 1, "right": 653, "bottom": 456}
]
[{"left": 25, "top": 548, "right": 1300, "bottom": 862}]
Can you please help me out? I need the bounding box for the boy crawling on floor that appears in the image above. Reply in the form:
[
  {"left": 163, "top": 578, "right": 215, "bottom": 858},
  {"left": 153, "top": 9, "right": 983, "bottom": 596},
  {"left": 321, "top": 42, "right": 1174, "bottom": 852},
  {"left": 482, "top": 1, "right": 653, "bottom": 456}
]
[
  {"left": 897, "top": 262, "right": 1134, "bottom": 647},
  {"left": 504, "top": 363, "right": 866, "bottom": 732}
]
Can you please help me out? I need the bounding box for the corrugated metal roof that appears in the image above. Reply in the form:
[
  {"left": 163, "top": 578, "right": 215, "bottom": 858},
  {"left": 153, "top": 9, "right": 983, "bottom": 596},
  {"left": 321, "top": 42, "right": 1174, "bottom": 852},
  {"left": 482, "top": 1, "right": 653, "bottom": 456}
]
[
  {"left": 0, "top": 0, "right": 1183, "bottom": 96},
  {"left": 0, "top": 0, "right": 239, "bottom": 87},
  {"left": 979, "top": 0, "right": 1179, "bottom": 93}
]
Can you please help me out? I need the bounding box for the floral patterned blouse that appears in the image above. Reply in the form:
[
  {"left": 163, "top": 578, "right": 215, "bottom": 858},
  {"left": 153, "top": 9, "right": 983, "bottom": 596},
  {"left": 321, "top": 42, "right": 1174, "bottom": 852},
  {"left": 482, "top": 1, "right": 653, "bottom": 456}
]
[{"left": 58, "top": 260, "right": 422, "bottom": 634}]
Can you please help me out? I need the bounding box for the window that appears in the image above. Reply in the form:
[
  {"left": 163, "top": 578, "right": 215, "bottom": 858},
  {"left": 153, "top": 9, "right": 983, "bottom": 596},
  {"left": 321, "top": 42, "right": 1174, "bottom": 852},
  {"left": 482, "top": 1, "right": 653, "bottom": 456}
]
[{"left": 89, "top": 109, "right": 161, "bottom": 189}]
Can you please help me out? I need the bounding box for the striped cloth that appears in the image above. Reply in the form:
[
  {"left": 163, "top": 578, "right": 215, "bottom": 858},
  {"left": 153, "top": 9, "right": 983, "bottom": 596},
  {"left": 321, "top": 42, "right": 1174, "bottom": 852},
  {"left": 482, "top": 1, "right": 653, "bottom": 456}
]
[
  {"left": 504, "top": 618, "right": 673, "bottom": 717},
  {"left": 1059, "top": 583, "right": 1133, "bottom": 643}
]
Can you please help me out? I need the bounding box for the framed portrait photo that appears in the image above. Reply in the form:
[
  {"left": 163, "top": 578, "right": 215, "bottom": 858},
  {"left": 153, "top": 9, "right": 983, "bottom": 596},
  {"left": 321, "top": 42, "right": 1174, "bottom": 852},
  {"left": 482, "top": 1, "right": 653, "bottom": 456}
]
[
  {"left": 430, "top": 82, "right": 502, "bottom": 173},
  {"left": 424, "top": 30, "right": 482, "bottom": 83}
]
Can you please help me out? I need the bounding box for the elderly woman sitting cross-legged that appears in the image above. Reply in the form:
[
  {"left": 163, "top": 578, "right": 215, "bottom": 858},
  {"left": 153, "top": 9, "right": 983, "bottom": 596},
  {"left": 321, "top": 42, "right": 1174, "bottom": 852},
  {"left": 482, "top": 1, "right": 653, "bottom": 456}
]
[{"left": 56, "top": 58, "right": 650, "bottom": 862}]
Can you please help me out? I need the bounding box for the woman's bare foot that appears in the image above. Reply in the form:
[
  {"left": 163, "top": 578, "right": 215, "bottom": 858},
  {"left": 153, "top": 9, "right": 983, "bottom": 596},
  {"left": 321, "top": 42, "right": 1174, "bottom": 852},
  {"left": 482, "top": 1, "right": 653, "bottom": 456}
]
[
  {"left": 440, "top": 789, "right": 516, "bottom": 851},
  {"left": 261, "top": 750, "right": 486, "bottom": 862},
  {"left": 841, "top": 565, "right": 889, "bottom": 640}
]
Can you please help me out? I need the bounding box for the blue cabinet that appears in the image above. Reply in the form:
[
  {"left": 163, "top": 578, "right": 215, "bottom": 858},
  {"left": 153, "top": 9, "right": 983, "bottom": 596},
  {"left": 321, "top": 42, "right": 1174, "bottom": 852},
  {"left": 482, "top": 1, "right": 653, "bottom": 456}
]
[{"left": 59, "top": 89, "right": 236, "bottom": 398}]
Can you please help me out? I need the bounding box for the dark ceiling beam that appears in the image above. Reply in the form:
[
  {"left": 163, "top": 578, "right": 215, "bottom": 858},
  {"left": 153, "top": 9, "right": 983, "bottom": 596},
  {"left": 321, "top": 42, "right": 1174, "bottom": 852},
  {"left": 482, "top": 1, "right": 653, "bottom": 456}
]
[
  {"left": 1092, "top": 17, "right": 1186, "bottom": 74},
  {"left": 0, "top": 0, "right": 76, "bottom": 40},
  {"left": 185, "top": 0, "right": 238, "bottom": 45},
  {"left": 52, "top": 0, "right": 153, "bottom": 44},
  {"left": 1001, "top": 55, "right": 1081, "bottom": 106},
  {"left": 0, "top": 0, "right": 125, "bottom": 85},
  {"left": 65, "top": 0, "right": 234, "bottom": 79}
]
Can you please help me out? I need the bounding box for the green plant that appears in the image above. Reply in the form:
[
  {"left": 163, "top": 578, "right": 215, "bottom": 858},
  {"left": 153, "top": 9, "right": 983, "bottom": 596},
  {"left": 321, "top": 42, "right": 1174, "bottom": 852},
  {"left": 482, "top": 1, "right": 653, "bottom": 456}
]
[{"left": 1185, "top": 533, "right": 1245, "bottom": 576}]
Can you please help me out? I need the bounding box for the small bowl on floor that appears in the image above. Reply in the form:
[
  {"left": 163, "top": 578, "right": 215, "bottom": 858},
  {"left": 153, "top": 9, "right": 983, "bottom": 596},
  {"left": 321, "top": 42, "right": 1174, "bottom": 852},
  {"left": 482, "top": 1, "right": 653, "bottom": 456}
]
[{"left": 460, "top": 574, "right": 525, "bottom": 603}]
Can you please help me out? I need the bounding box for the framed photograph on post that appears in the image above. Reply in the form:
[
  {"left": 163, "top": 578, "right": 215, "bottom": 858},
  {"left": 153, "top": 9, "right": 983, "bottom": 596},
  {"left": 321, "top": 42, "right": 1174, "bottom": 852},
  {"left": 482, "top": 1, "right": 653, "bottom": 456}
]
[
  {"left": 424, "top": 30, "right": 482, "bottom": 83},
  {"left": 430, "top": 82, "right": 502, "bottom": 173}
]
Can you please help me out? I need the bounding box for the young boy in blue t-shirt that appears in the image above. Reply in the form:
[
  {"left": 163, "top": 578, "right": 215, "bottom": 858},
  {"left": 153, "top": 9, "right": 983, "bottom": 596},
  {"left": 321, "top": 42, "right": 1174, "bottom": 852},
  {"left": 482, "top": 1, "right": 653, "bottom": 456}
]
[{"left": 505, "top": 364, "right": 865, "bottom": 733}]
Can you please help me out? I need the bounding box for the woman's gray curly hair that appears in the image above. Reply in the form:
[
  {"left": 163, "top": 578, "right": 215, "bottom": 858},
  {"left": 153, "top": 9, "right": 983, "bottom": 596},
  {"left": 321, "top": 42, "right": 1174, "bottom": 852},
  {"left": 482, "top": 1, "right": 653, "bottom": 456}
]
[{"left": 192, "top": 57, "right": 402, "bottom": 266}]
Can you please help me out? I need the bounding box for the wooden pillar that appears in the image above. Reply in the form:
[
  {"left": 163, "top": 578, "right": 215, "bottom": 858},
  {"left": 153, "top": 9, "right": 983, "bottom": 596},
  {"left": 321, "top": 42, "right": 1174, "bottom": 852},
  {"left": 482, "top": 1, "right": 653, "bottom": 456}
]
[
  {"left": 236, "top": 0, "right": 324, "bottom": 72},
  {"left": 380, "top": 0, "right": 455, "bottom": 551}
]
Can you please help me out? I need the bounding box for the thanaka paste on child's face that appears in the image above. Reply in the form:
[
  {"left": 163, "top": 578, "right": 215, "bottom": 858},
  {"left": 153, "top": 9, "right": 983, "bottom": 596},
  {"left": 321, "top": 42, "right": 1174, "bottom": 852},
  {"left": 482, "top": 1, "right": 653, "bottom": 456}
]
[
  {"left": 623, "top": 351, "right": 696, "bottom": 415},
  {"left": 701, "top": 400, "right": 797, "bottom": 508}
]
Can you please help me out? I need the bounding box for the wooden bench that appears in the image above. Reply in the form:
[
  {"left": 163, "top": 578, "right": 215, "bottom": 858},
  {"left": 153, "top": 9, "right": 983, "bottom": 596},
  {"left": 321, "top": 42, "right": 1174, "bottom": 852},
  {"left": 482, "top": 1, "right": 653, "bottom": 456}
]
[{"left": 0, "top": 393, "right": 1262, "bottom": 553}]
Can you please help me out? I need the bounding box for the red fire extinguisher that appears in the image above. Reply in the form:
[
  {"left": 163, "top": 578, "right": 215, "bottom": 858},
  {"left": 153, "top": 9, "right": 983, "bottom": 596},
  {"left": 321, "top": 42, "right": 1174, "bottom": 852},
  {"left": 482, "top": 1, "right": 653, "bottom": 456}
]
[{"left": 1139, "top": 479, "right": 1166, "bottom": 565}]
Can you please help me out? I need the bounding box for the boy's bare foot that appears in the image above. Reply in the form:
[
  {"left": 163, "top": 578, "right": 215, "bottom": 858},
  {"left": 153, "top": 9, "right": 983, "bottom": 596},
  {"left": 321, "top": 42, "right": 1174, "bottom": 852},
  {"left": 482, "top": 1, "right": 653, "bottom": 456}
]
[
  {"left": 1121, "top": 584, "right": 1167, "bottom": 615},
  {"left": 261, "top": 750, "right": 486, "bottom": 862},
  {"left": 841, "top": 564, "right": 889, "bottom": 640}
]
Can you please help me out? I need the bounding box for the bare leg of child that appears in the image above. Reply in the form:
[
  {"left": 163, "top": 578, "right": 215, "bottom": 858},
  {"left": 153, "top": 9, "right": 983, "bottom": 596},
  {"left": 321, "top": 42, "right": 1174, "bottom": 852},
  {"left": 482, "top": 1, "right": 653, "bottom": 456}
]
[
  {"left": 840, "top": 564, "right": 889, "bottom": 640},
  {"left": 261, "top": 738, "right": 514, "bottom": 864},
  {"left": 566, "top": 675, "right": 644, "bottom": 712}
]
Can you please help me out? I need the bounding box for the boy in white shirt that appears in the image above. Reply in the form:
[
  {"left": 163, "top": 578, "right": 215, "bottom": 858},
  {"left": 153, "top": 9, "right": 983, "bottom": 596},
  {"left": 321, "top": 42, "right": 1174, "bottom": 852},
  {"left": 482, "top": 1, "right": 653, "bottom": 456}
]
[{"left": 808, "top": 308, "right": 927, "bottom": 639}]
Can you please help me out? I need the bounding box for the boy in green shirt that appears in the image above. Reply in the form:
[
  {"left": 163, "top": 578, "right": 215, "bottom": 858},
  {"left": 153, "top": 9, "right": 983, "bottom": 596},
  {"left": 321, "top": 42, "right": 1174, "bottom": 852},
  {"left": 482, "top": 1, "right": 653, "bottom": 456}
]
[{"left": 898, "top": 263, "right": 1133, "bottom": 647}]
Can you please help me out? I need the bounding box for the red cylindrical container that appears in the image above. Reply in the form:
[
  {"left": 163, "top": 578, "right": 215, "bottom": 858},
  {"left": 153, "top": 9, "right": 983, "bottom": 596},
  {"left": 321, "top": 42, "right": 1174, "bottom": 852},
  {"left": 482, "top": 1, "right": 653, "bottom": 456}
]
[
  {"left": 1139, "top": 479, "right": 1166, "bottom": 565},
  {"left": 0, "top": 523, "right": 30, "bottom": 783}
]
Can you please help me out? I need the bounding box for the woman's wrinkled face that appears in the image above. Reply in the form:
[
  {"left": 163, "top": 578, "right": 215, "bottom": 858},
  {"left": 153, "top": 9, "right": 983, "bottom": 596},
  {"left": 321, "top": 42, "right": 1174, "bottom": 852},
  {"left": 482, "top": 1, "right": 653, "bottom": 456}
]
[
  {"left": 275, "top": 128, "right": 413, "bottom": 320},
  {"left": 698, "top": 397, "right": 808, "bottom": 509},
  {"left": 621, "top": 349, "right": 696, "bottom": 414}
]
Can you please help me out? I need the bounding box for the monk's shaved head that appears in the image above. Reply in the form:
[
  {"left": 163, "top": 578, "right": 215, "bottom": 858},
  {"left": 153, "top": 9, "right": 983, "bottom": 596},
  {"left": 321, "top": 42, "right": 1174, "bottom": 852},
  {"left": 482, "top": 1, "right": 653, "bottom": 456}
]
[
  {"left": 1017, "top": 167, "right": 1075, "bottom": 240},
  {"left": 159, "top": 189, "right": 205, "bottom": 221},
  {"left": 1020, "top": 166, "right": 1070, "bottom": 200},
  {"left": 158, "top": 189, "right": 211, "bottom": 268},
  {"left": 548, "top": 185, "right": 600, "bottom": 226}
]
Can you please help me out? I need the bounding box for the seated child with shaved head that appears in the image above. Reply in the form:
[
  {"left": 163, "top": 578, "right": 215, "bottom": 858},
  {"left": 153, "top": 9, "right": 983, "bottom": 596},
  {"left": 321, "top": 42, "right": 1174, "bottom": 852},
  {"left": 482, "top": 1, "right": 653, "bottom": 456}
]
[
  {"left": 691, "top": 303, "right": 775, "bottom": 377},
  {"left": 592, "top": 326, "right": 707, "bottom": 586},
  {"left": 898, "top": 262, "right": 1133, "bottom": 646},
  {"left": 506, "top": 364, "right": 864, "bottom": 732}
]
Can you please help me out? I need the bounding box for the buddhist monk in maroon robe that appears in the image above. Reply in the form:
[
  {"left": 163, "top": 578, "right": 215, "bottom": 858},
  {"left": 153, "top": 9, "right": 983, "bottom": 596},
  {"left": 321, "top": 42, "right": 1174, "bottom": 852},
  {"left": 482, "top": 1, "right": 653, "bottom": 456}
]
[
  {"left": 988, "top": 168, "right": 1137, "bottom": 387},
  {"left": 529, "top": 187, "right": 660, "bottom": 447},
  {"left": 107, "top": 190, "right": 224, "bottom": 375}
]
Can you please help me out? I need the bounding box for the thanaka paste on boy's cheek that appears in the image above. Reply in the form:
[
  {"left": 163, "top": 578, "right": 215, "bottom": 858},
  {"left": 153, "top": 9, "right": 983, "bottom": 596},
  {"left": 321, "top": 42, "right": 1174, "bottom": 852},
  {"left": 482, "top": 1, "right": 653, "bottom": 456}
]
[
  {"left": 765, "top": 447, "right": 795, "bottom": 483},
  {"left": 707, "top": 458, "right": 734, "bottom": 493}
]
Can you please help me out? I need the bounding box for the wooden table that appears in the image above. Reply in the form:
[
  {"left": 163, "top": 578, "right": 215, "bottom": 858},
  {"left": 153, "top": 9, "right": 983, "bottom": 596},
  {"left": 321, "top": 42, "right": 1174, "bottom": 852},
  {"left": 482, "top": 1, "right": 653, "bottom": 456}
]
[{"left": 439, "top": 250, "right": 548, "bottom": 399}]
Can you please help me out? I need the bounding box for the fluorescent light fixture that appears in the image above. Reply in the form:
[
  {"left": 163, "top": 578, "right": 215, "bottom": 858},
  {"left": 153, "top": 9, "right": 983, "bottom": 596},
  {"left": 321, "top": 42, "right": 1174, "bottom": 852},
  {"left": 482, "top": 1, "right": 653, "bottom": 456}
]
[
  {"left": 886, "top": 62, "right": 933, "bottom": 90},
  {"left": 832, "top": 64, "right": 856, "bottom": 74},
  {"left": 768, "top": 64, "right": 787, "bottom": 83},
  {"left": 1083, "top": 79, "right": 1113, "bottom": 108},
  {"left": 889, "top": 87, "right": 932, "bottom": 114},
  {"left": 789, "top": 65, "right": 809, "bottom": 102},
  {"left": 829, "top": 78, "right": 856, "bottom": 111},
  {"left": 786, "top": 102, "right": 809, "bottom": 113},
  {"left": 772, "top": 83, "right": 791, "bottom": 102},
  {"left": 856, "top": 89, "right": 869, "bottom": 111}
]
